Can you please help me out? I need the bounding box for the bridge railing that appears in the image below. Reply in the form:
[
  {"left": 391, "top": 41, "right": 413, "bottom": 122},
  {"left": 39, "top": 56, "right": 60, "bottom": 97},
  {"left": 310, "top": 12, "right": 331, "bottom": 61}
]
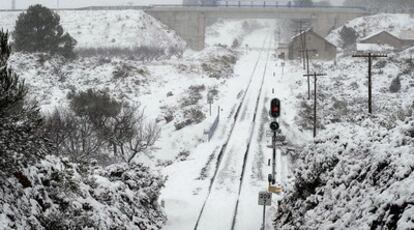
[{"left": 165, "top": 1, "right": 367, "bottom": 11}]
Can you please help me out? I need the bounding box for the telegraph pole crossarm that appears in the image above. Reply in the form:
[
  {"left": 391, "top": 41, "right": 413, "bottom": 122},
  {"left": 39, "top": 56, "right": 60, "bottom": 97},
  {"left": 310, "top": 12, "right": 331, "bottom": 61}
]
[
  {"left": 352, "top": 52, "right": 387, "bottom": 114},
  {"left": 303, "top": 72, "right": 326, "bottom": 138}
]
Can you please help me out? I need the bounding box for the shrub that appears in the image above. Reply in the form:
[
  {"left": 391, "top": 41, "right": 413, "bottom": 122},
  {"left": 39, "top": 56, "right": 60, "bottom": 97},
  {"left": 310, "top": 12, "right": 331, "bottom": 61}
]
[
  {"left": 76, "top": 46, "right": 167, "bottom": 61},
  {"left": 389, "top": 76, "right": 401, "bottom": 93},
  {"left": 339, "top": 26, "right": 358, "bottom": 49},
  {"left": 0, "top": 29, "right": 49, "bottom": 176},
  {"left": 13, "top": 4, "right": 77, "bottom": 58},
  {"left": 181, "top": 85, "right": 205, "bottom": 107},
  {"left": 69, "top": 89, "right": 122, "bottom": 126},
  {"left": 46, "top": 90, "right": 160, "bottom": 164},
  {"left": 231, "top": 39, "right": 240, "bottom": 49}
]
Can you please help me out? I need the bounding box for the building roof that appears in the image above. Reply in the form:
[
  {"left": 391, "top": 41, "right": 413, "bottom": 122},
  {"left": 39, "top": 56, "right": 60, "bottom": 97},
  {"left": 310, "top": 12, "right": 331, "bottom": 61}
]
[
  {"left": 361, "top": 30, "right": 414, "bottom": 42},
  {"left": 399, "top": 29, "right": 414, "bottom": 41},
  {"left": 360, "top": 31, "right": 400, "bottom": 42},
  {"left": 290, "top": 29, "right": 337, "bottom": 48}
]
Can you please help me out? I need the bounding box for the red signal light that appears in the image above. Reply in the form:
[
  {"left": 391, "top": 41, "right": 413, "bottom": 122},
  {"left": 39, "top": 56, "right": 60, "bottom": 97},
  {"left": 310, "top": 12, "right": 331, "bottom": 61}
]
[{"left": 270, "top": 98, "right": 280, "bottom": 118}]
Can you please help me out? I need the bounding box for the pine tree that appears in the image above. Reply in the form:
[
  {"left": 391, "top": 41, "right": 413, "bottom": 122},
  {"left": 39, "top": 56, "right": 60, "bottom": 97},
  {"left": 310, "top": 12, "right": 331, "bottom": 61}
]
[
  {"left": 13, "top": 4, "right": 77, "bottom": 58},
  {"left": 339, "top": 26, "right": 358, "bottom": 49},
  {"left": 0, "top": 29, "right": 49, "bottom": 178}
]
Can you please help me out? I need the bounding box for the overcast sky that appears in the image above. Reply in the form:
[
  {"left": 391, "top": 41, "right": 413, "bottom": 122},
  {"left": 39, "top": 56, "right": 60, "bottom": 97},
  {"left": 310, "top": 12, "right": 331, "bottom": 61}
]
[
  {"left": 0, "top": 0, "right": 181, "bottom": 9},
  {"left": 0, "top": 0, "right": 344, "bottom": 10}
]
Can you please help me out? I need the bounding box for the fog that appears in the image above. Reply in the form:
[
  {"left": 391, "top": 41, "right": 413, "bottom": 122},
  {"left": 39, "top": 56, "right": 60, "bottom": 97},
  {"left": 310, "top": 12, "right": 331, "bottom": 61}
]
[
  {"left": 0, "top": 0, "right": 182, "bottom": 9},
  {"left": 1, "top": 0, "right": 344, "bottom": 10}
]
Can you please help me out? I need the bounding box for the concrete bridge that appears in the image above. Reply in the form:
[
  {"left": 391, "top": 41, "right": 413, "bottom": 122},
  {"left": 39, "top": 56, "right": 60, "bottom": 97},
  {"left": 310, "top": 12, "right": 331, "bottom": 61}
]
[{"left": 145, "top": 4, "right": 367, "bottom": 50}]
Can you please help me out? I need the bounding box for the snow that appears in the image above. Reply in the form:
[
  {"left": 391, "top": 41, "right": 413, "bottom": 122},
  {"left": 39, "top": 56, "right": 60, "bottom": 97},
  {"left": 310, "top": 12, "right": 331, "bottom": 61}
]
[
  {"left": 274, "top": 33, "right": 414, "bottom": 230},
  {"left": 2, "top": 6, "right": 414, "bottom": 230},
  {"left": 205, "top": 19, "right": 273, "bottom": 48},
  {"left": 356, "top": 43, "right": 394, "bottom": 52},
  {"left": 0, "top": 156, "right": 166, "bottom": 229},
  {"left": 326, "top": 13, "right": 414, "bottom": 50},
  {"left": 0, "top": 10, "right": 185, "bottom": 49}
]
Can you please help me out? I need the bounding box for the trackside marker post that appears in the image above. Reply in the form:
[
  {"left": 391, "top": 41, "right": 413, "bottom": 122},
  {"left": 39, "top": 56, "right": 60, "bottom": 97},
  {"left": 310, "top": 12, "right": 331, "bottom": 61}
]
[{"left": 258, "top": 191, "right": 272, "bottom": 230}]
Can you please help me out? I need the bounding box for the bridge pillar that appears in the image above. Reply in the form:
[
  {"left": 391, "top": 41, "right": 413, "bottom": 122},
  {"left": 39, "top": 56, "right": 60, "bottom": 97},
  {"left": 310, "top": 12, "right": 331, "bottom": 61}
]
[
  {"left": 147, "top": 10, "right": 207, "bottom": 51},
  {"left": 312, "top": 14, "right": 334, "bottom": 36}
]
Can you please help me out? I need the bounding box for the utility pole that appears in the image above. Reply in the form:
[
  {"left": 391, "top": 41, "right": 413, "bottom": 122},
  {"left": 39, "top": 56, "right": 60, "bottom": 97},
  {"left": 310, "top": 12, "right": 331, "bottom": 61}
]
[
  {"left": 11, "top": 0, "right": 16, "bottom": 10},
  {"left": 300, "top": 48, "right": 318, "bottom": 100},
  {"left": 352, "top": 52, "right": 387, "bottom": 114},
  {"left": 303, "top": 72, "right": 326, "bottom": 138},
  {"left": 293, "top": 20, "right": 306, "bottom": 70}
]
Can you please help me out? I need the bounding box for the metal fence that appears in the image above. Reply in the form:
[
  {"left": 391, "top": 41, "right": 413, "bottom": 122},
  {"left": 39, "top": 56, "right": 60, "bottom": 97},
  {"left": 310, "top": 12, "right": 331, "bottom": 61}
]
[{"left": 208, "top": 113, "right": 219, "bottom": 141}]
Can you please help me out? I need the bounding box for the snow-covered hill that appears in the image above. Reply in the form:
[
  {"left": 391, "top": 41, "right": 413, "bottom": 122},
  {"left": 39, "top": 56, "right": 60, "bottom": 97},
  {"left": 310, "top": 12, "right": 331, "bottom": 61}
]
[
  {"left": 0, "top": 10, "right": 185, "bottom": 50},
  {"left": 273, "top": 46, "right": 414, "bottom": 229},
  {"left": 326, "top": 14, "right": 414, "bottom": 50}
]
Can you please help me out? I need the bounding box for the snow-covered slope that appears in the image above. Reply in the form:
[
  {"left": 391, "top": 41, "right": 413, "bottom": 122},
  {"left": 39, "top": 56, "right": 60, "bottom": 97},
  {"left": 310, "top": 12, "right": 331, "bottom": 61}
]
[
  {"left": 0, "top": 10, "right": 185, "bottom": 49},
  {"left": 0, "top": 156, "right": 166, "bottom": 229},
  {"left": 273, "top": 48, "right": 414, "bottom": 229},
  {"left": 326, "top": 14, "right": 414, "bottom": 49},
  {"left": 275, "top": 118, "right": 414, "bottom": 229}
]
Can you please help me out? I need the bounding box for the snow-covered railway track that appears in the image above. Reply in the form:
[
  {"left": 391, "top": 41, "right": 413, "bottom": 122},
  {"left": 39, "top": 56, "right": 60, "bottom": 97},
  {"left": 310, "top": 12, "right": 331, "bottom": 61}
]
[
  {"left": 230, "top": 35, "right": 272, "bottom": 230},
  {"left": 194, "top": 30, "right": 274, "bottom": 230}
]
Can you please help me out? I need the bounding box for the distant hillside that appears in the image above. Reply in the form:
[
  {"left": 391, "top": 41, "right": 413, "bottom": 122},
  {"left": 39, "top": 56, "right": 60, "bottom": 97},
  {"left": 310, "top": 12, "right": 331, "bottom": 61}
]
[
  {"left": 0, "top": 10, "right": 185, "bottom": 50},
  {"left": 326, "top": 14, "right": 414, "bottom": 49}
]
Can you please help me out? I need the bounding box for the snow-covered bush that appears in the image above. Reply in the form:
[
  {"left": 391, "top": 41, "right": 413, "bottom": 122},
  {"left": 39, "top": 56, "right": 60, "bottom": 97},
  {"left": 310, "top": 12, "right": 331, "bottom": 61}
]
[
  {"left": 0, "top": 29, "right": 49, "bottom": 177},
  {"left": 389, "top": 76, "right": 401, "bottom": 93},
  {"left": 201, "top": 48, "right": 237, "bottom": 79},
  {"left": 274, "top": 117, "right": 414, "bottom": 229},
  {"left": 339, "top": 26, "right": 357, "bottom": 49},
  {"left": 44, "top": 90, "right": 160, "bottom": 164},
  {"left": 0, "top": 156, "right": 166, "bottom": 229}
]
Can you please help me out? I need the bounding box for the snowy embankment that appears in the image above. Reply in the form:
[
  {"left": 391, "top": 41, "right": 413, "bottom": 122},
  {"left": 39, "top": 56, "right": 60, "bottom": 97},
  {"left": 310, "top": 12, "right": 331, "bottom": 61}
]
[
  {"left": 1, "top": 6, "right": 276, "bottom": 229},
  {"left": 326, "top": 14, "right": 414, "bottom": 50},
  {"left": 274, "top": 15, "right": 414, "bottom": 229},
  {"left": 0, "top": 155, "right": 166, "bottom": 229},
  {"left": 0, "top": 9, "right": 247, "bottom": 230},
  {"left": 0, "top": 10, "right": 185, "bottom": 50}
]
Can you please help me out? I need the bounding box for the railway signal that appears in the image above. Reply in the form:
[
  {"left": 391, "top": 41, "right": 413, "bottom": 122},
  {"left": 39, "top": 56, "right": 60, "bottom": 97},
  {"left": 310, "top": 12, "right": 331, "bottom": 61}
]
[
  {"left": 270, "top": 98, "right": 280, "bottom": 118},
  {"left": 269, "top": 121, "right": 279, "bottom": 131},
  {"left": 269, "top": 98, "right": 281, "bottom": 184}
]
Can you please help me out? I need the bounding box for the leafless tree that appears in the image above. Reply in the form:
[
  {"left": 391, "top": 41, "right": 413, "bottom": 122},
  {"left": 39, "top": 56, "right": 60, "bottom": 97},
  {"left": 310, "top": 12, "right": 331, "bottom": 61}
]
[{"left": 127, "top": 121, "right": 160, "bottom": 163}]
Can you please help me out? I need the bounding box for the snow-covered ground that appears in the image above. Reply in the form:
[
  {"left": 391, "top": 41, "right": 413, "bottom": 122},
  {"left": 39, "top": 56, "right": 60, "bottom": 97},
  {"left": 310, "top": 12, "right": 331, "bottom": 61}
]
[
  {"left": 0, "top": 10, "right": 185, "bottom": 49},
  {"left": 3, "top": 8, "right": 291, "bottom": 229},
  {"left": 274, "top": 13, "right": 414, "bottom": 230},
  {"left": 3, "top": 6, "right": 413, "bottom": 230}
]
